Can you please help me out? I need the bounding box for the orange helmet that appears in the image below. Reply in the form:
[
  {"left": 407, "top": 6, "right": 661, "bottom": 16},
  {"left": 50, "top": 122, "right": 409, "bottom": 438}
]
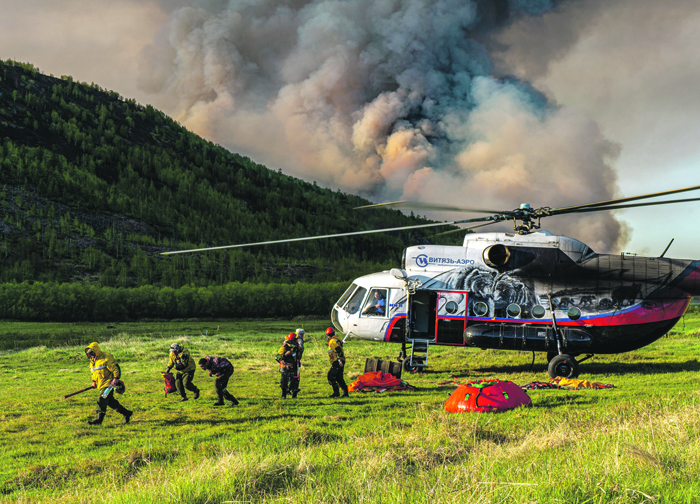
[
  {"left": 286, "top": 332, "right": 297, "bottom": 341},
  {"left": 326, "top": 327, "right": 335, "bottom": 337}
]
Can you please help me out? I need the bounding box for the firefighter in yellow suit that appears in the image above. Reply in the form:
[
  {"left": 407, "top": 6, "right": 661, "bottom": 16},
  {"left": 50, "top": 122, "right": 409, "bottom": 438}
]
[
  {"left": 164, "top": 343, "right": 200, "bottom": 402},
  {"left": 326, "top": 328, "right": 349, "bottom": 398},
  {"left": 85, "top": 342, "right": 133, "bottom": 425}
]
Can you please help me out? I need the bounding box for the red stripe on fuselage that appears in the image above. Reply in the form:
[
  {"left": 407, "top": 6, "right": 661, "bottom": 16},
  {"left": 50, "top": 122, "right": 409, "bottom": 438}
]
[{"left": 384, "top": 315, "right": 407, "bottom": 341}]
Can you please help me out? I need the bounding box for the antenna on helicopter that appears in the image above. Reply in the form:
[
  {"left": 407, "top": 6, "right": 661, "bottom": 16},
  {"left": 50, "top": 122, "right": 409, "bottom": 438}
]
[{"left": 659, "top": 238, "right": 674, "bottom": 258}]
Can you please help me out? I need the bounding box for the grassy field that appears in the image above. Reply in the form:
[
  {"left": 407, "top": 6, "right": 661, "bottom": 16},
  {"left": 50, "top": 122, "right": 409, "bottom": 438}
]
[{"left": 1, "top": 314, "right": 700, "bottom": 503}]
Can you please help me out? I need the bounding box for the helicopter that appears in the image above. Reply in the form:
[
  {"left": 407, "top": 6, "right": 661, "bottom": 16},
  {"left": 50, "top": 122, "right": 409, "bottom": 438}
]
[{"left": 163, "top": 184, "right": 700, "bottom": 378}]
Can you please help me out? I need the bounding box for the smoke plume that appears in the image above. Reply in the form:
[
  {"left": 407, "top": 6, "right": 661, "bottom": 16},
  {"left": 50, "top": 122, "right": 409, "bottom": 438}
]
[{"left": 138, "top": 0, "right": 626, "bottom": 252}]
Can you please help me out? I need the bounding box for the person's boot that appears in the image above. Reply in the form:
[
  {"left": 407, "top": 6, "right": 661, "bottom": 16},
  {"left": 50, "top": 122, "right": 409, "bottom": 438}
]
[
  {"left": 213, "top": 400, "right": 225, "bottom": 406},
  {"left": 179, "top": 396, "right": 188, "bottom": 402},
  {"left": 88, "top": 412, "right": 105, "bottom": 425},
  {"left": 329, "top": 386, "right": 340, "bottom": 398},
  {"left": 193, "top": 389, "right": 200, "bottom": 400},
  {"left": 122, "top": 410, "right": 133, "bottom": 424},
  {"left": 229, "top": 397, "right": 239, "bottom": 407},
  {"left": 292, "top": 390, "right": 298, "bottom": 399},
  {"left": 340, "top": 387, "right": 349, "bottom": 398},
  {"left": 281, "top": 389, "right": 288, "bottom": 399}
]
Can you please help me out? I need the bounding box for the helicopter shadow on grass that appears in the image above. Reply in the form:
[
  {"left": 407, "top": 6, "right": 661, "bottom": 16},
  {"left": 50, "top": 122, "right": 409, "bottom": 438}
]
[{"left": 471, "top": 359, "right": 700, "bottom": 377}]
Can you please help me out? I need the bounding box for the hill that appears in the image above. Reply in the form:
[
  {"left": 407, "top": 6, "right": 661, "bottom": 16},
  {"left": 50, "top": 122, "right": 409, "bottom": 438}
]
[{"left": 0, "top": 59, "right": 460, "bottom": 289}]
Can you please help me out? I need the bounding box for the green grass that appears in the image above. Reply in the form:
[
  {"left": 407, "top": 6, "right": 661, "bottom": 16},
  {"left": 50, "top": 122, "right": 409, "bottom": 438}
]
[{"left": 1, "top": 316, "right": 700, "bottom": 503}]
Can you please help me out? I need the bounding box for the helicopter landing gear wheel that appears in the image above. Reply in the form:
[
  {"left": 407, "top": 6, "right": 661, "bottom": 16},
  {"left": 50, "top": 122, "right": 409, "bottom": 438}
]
[
  {"left": 402, "top": 359, "right": 418, "bottom": 374},
  {"left": 548, "top": 354, "right": 579, "bottom": 379}
]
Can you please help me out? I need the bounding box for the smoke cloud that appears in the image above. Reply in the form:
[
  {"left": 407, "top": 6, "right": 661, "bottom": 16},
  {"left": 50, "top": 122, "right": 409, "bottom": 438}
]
[{"left": 137, "top": 0, "right": 626, "bottom": 251}]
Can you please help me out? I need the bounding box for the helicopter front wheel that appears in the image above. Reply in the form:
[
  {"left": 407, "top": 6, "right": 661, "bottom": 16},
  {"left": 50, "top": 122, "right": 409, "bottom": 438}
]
[
  {"left": 548, "top": 354, "right": 579, "bottom": 379},
  {"left": 402, "top": 358, "right": 419, "bottom": 374}
]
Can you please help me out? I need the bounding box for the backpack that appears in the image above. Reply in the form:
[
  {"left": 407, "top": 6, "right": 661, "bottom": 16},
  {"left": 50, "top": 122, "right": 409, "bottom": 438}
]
[{"left": 162, "top": 372, "right": 177, "bottom": 397}]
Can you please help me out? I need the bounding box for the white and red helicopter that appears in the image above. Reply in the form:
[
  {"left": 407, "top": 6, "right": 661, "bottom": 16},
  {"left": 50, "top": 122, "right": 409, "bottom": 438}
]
[{"left": 164, "top": 185, "right": 700, "bottom": 378}]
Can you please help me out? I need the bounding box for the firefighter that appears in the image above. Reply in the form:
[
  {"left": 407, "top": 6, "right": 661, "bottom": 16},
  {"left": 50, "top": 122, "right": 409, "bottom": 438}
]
[
  {"left": 276, "top": 333, "right": 300, "bottom": 399},
  {"left": 84, "top": 342, "right": 133, "bottom": 425},
  {"left": 164, "top": 343, "right": 200, "bottom": 402},
  {"left": 326, "top": 327, "right": 349, "bottom": 398},
  {"left": 295, "top": 328, "right": 306, "bottom": 361},
  {"left": 295, "top": 328, "right": 306, "bottom": 391},
  {"left": 198, "top": 356, "right": 239, "bottom": 406}
]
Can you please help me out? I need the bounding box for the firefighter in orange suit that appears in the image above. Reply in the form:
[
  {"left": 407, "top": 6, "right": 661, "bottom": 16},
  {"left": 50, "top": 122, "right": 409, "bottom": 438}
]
[{"left": 326, "top": 327, "right": 348, "bottom": 398}]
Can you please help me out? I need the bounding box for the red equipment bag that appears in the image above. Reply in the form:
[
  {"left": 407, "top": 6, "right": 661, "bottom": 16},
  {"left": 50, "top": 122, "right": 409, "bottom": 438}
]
[
  {"left": 162, "top": 372, "right": 177, "bottom": 397},
  {"left": 445, "top": 379, "right": 531, "bottom": 413}
]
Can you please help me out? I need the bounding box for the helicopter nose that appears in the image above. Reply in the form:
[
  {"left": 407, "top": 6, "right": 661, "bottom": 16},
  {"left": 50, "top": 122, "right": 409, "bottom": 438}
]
[{"left": 331, "top": 306, "right": 346, "bottom": 333}]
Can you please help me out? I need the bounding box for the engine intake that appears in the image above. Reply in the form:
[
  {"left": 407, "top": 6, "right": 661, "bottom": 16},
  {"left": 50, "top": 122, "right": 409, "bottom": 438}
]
[{"left": 483, "top": 244, "right": 511, "bottom": 268}]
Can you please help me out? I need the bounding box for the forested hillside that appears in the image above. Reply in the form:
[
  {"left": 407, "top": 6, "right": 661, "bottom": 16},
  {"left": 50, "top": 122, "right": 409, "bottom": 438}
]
[{"left": 0, "top": 59, "right": 459, "bottom": 297}]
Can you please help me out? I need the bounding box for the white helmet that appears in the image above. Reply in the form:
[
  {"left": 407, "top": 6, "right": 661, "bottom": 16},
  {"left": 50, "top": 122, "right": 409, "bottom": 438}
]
[{"left": 295, "top": 328, "right": 306, "bottom": 339}]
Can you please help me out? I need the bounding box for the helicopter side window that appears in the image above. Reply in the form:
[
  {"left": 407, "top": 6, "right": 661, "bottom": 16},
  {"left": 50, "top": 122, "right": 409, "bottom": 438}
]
[
  {"left": 506, "top": 304, "right": 521, "bottom": 318},
  {"left": 472, "top": 301, "right": 489, "bottom": 317},
  {"left": 567, "top": 307, "right": 582, "bottom": 321},
  {"left": 344, "top": 287, "right": 367, "bottom": 315},
  {"left": 362, "top": 289, "right": 388, "bottom": 317},
  {"left": 531, "top": 305, "right": 546, "bottom": 319}
]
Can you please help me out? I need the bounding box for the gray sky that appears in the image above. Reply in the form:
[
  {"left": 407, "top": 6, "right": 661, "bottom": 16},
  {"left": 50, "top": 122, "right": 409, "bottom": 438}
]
[{"left": 2, "top": 0, "right": 700, "bottom": 258}]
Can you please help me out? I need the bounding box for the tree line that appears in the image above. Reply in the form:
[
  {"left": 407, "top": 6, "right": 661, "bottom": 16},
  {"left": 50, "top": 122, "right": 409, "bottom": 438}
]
[{"left": 0, "top": 281, "right": 348, "bottom": 322}]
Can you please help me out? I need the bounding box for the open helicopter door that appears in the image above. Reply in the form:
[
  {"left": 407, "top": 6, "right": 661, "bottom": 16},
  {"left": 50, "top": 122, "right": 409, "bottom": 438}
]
[
  {"left": 407, "top": 289, "right": 468, "bottom": 344},
  {"left": 404, "top": 289, "right": 467, "bottom": 371}
]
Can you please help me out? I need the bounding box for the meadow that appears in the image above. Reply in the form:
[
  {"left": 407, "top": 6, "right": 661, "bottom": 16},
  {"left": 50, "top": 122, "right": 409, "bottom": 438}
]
[{"left": 1, "top": 314, "right": 700, "bottom": 504}]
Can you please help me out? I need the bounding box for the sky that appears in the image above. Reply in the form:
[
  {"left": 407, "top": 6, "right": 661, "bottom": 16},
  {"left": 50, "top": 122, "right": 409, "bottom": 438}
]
[{"left": 1, "top": 0, "right": 699, "bottom": 258}]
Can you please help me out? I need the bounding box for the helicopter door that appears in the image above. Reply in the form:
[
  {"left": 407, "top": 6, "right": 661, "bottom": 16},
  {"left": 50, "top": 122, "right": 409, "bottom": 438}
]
[
  {"left": 435, "top": 291, "right": 467, "bottom": 345},
  {"left": 408, "top": 290, "right": 437, "bottom": 340}
]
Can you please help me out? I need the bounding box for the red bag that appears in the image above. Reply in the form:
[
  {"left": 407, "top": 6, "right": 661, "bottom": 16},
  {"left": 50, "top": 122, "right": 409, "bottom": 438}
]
[
  {"left": 162, "top": 372, "right": 177, "bottom": 397},
  {"left": 445, "top": 379, "right": 531, "bottom": 413}
]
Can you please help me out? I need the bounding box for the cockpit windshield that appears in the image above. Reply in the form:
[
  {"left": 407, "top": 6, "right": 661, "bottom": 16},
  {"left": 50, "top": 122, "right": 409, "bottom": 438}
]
[
  {"left": 336, "top": 283, "right": 359, "bottom": 309},
  {"left": 344, "top": 286, "right": 368, "bottom": 315}
]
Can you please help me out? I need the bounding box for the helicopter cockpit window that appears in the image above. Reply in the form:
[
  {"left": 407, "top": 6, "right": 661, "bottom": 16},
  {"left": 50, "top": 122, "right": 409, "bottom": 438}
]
[
  {"left": 337, "top": 283, "right": 359, "bottom": 309},
  {"left": 362, "top": 289, "right": 388, "bottom": 317},
  {"left": 344, "top": 286, "right": 367, "bottom": 315}
]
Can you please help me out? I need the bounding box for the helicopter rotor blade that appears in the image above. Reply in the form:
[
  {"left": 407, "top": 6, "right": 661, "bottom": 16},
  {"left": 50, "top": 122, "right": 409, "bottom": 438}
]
[
  {"left": 430, "top": 221, "right": 496, "bottom": 237},
  {"left": 160, "top": 216, "right": 498, "bottom": 255},
  {"left": 548, "top": 184, "right": 700, "bottom": 215},
  {"left": 551, "top": 196, "right": 700, "bottom": 215},
  {"left": 355, "top": 200, "right": 517, "bottom": 216}
]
